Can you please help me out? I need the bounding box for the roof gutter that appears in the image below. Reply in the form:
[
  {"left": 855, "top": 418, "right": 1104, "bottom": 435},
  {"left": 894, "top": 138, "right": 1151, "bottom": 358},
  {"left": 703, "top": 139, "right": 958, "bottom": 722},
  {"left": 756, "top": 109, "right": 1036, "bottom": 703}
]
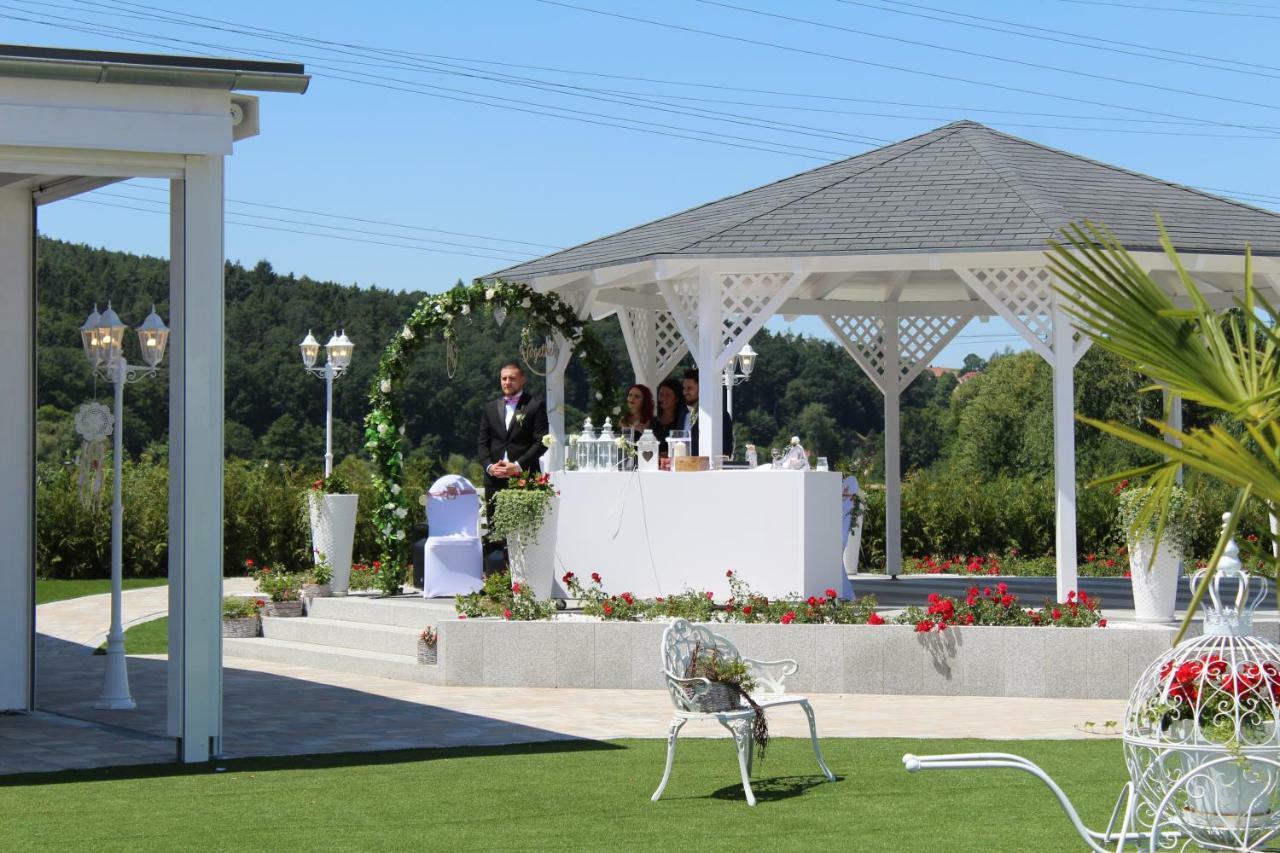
[{"left": 0, "top": 55, "right": 310, "bottom": 93}]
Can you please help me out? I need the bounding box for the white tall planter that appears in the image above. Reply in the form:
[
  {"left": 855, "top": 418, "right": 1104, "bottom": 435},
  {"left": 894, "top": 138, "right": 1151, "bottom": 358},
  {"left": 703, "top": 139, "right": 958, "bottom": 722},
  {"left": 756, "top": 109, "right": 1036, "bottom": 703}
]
[
  {"left": 309, "top": 493, "right": 358, "bottom": 595},
  {"left": 1128, "top": 536, "right": 1180, "bottom": 623},
  {"left": 508, "top": 495, "right": 558, "bottom": 599}
]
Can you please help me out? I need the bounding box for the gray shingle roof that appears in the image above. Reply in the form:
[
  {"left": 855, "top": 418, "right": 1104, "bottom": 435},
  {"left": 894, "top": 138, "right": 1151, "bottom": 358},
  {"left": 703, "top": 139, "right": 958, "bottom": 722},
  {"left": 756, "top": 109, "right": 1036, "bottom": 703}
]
[{"left": 492, "top": 120, "right": 1280, "bottom": 281}]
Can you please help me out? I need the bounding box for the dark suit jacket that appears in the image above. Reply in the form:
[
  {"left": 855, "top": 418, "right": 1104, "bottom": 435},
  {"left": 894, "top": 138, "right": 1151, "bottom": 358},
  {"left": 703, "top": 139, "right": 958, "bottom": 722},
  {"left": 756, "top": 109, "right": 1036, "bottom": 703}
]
[
  {"left": 477, "top": 391, "right": 549, "bottom": 491},
  {"left": 681, "top": 404, "right": 733, "bottom": 457}
]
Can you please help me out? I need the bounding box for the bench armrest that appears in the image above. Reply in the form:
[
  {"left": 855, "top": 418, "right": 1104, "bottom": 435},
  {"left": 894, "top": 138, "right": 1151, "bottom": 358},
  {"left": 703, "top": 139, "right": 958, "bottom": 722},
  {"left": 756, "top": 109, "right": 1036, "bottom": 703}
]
[{"left": 743, "top": 658, "right": 798, "bottom": 695}]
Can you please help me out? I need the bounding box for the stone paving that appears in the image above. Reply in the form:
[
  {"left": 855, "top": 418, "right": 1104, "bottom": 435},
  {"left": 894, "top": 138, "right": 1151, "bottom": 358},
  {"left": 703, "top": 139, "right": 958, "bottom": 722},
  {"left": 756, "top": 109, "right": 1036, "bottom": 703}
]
[{"left": 2, "top": 583, "right": 1128, "bottom": 777}]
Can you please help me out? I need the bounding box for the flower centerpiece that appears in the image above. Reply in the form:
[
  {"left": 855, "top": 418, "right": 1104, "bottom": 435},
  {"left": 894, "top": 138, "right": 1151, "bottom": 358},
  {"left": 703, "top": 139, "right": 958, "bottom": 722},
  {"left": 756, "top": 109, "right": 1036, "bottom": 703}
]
[
  {"left": 306, "top": 471, "right": 359, "bottom": 596},
  {"left": 252, "top": 564, "right": 304, "bottom": 617},
  {"left": 221, "top": 596, "right": 265, "bottom": 638},
  {"left": 491, "top": 472, "right": 560, "bottom": 599},
  {"left": 418, "top": 626, "right": 438, "bottom": 665},
  {"left": 1116, "top": 480, "right": 1196, "bottom": 622}
]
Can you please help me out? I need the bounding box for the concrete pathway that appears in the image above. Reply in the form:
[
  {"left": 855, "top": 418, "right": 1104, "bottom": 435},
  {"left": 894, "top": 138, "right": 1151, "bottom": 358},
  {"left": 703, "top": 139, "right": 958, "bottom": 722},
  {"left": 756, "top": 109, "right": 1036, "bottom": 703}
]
[{"left": 36, "top": 578, "right": 255, "bottom": 653}]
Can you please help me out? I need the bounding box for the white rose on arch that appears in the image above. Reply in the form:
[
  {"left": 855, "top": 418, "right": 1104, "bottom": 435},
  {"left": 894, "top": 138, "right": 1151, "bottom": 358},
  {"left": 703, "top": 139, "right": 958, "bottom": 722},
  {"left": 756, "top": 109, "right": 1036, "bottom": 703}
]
[
  {"left": 485, "top": 288, "right": 496, "bottom": 300},
  {"left": 401, "top": 326, "right": 414, "bottom": 340},
  {"left": 541, "top": 434, "right": 557, "bottom": 448},
  {"left": 380, "top": 379, "right": 392, "bottom": 394},
  {"left": 390, "top": 483, "right": 401, "bottom": 495},
  {"left": 521, "top": 297, "right": 532, "bottom": 308},
  {"left": 377, "top": 423, "right": 388, "bottom": 435},
  {"left": 461, "top": 304, "right": 471, "bottom": 315}
]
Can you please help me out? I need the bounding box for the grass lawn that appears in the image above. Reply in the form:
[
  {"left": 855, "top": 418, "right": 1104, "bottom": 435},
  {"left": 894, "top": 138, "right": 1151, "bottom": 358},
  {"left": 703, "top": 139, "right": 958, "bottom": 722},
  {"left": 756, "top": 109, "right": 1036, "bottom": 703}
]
[
  {"left": 36, "top": 578, "right": 166, "bottom": 605},
  {"left": 99, "top": 616, "right": 169, "bottom": 655},
  {"left": 0, "top": 737, "right": 1125, "bottom": 851}
]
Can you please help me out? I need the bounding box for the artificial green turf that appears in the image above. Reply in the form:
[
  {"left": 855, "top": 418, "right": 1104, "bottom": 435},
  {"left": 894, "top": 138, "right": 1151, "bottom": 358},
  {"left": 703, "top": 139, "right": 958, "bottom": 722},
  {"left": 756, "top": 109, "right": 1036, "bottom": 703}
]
[
  {"left": 0, "top": 737, "right": 1125, "bottom": 851},
  {"left": 35, "top": 578, "right": 166, "bottom": 605},
  {"left": 99, "top": 616, "right": 168, "bottom": 655}
]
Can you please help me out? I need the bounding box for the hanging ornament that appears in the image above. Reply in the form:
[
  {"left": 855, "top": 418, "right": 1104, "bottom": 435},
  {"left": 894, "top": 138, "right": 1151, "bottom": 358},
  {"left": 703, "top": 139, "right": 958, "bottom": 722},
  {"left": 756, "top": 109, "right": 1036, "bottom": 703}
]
[
  {"left": 445, "top": 335, "right": 459, "bottom": 379},
  {"left": 493, "top": 305, "right": 508, "bottom": 327},
  {"left": 73, "top": 402, "right": 113, "bottom": 512},
  {"left": 520, "top": 329, "right": 557, "bottom": 377}
]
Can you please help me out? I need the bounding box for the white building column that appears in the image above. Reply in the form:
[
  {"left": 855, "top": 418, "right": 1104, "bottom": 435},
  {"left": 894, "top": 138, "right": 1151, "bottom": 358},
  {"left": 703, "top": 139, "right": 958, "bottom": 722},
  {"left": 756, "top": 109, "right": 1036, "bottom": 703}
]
[
  {"left": 166, "top": 158, "right": 225, "bottom": 762},
  {"left": 1051, "top": 299, "right": 1079, "bottom": 601},
  {"left": 696, "top": 269, "right": 723, "bottom": 459},
  {"left": 883, "top": 309, "right": 902, "bottom": 577},
  {"left": 0, "top": 186, "right": 34, "bottom": 711}
]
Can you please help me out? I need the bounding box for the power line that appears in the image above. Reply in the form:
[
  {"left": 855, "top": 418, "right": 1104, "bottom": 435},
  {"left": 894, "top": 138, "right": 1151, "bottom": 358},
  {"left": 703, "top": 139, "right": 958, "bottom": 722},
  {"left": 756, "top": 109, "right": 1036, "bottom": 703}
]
[
  {"left": 839, "top": 0, "right": 1280, "bottom": 81},
  {"left": 65, "top": 198, "right": 530, "bottom": 263},
  {"left": 1052, "top": 0, "right": 1280, "bottom": 19},
  {"left": 696, "top": 0, "right": 1280, "bottom": 113},
  {"left": 531, "top": 0, "right": 1280, "bottom": 137},
  {"left": 116, "top": 183, "right": 565, "bottom": 250}
]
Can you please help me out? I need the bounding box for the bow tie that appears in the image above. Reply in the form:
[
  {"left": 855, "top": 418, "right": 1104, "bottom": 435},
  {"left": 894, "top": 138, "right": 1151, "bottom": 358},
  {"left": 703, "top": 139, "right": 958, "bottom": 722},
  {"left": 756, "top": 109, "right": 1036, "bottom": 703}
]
[{"left": 504, "top": 395, "right": 521, "bottom": 405}]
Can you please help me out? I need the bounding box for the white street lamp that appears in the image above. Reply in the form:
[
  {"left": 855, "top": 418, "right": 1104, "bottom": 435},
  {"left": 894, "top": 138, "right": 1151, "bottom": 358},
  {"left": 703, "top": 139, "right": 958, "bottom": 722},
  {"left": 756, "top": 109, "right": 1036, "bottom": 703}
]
[
  {"left": 722, "top": 342, "right": 758, "bottom": 418},
  {"left": 301, "top": 329, "right": 354, "bottom": 476},
  {"left": 80, "top": 302, "right": 168, "bottom": 711}
]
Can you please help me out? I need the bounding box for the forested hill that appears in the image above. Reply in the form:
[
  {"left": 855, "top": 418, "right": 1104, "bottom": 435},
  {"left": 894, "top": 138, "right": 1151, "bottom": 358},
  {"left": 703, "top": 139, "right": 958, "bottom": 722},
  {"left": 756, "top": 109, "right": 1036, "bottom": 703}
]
[{"left": 34, "top": 236, "right": 1162, "bottom": 484}]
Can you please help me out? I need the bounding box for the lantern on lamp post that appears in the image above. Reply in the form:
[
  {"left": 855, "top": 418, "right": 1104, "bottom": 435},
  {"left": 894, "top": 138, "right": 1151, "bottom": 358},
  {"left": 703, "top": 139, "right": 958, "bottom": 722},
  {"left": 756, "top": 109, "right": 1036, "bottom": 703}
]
[
  {"left": 722, "top": 342, "right": 758, "bottom": 418},
  {"left": 79, "top": 302, "right": 168, "bottom": 711},
  {"left": 300, "top": 329, "right": 354, "bottom": 477}
]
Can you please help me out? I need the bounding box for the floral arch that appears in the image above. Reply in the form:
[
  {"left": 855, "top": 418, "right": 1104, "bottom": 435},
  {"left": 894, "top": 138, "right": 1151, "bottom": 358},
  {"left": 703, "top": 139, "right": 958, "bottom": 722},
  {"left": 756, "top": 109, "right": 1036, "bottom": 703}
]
[{"left": 363, "top": 279, "right": 618, "bottom": 576}]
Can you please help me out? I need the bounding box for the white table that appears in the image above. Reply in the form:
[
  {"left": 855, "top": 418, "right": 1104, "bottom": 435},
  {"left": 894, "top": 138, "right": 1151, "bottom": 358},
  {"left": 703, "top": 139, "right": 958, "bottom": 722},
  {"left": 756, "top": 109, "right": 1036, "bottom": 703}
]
[{"left": 550, "top": 469, "right": 845, "bottom": 600}]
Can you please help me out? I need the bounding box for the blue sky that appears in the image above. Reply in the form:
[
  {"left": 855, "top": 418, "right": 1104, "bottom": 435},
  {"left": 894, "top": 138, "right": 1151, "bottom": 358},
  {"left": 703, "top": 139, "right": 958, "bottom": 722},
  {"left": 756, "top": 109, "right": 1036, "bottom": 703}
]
[{"left": 10, "top": 0, "right": 1279, "bottom": 367}]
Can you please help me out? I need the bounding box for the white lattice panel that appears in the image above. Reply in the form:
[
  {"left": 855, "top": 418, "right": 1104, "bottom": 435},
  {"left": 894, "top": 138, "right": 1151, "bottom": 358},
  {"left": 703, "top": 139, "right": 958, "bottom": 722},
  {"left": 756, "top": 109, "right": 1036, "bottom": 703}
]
[
  {"left": 653, "top": 310, "right": 687, "bottom": 378},
  {"left": 897, "top": 314, "right": 967, "bottom": 387},
  {"left": 969, "top": 266, "right": 1054, "bottom": 345},
  {"left": 826, "top": 313, "right": 967, "bottom": 394},
  {"left": 667, "top": 276, "right": 700, "bottom": 340},
  {"left": 719, "top": 273, "right": 787, "bottom": 352},
  {"left": 621, "top": 307, "right": 653, "bottom": 377},
  {"left": 827, "top": 314, "right": 890, "bottom": 394}
]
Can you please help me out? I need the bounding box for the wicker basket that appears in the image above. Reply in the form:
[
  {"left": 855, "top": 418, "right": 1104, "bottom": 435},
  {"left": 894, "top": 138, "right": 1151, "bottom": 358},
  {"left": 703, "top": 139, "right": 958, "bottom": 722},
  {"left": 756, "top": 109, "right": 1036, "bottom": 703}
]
[
  {"left": 266, "top": 600, "right": 304, "bottom": 618},
  {"left": 301, "top": 583, "right": 332, "bottom": 599},
  {"left": 222, "top": 616, "right": 259, "bottom": 638},
  {"left": 691, "top": 682, "right": 740, "bottom": 713},
  {"left": 417, "top": 640, "right": 438, "bottom": 665}
]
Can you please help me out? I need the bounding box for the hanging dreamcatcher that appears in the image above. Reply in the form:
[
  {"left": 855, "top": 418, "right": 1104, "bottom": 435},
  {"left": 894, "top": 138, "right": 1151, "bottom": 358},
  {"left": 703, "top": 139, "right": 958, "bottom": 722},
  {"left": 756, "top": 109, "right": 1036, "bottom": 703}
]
[{"left": 73, "top": 401, "right": 113, "bottom": 512}]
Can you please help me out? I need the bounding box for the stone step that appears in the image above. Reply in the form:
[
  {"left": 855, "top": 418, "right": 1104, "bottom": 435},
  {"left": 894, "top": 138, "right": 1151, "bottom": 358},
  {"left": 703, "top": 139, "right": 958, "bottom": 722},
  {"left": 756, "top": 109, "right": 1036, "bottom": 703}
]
[
  {"left": 305, "top": 595, "right": 457, "bottom": 629},
  {"left": 224, "top": 637, "right": 440, "bottom": 684},
  {"left": 261, "top": 616, "right": 424, "bottom": 657}
]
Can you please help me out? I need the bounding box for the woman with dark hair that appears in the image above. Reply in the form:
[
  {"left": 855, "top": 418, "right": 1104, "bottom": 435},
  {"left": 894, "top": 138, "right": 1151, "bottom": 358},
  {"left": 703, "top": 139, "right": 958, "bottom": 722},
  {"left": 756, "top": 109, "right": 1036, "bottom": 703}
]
[
  {"left": 618, "top": 383, "right": 656, "bottom": 441},
  {"left": 653, "top": 377, "right": 683, "bottom": 450}
]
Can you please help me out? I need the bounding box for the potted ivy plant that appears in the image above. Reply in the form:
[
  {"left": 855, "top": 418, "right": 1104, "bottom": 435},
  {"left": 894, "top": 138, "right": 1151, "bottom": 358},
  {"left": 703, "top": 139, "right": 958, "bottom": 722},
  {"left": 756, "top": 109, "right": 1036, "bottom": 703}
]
[
  {"left": 1117, "top": 481, "right": 1196, "bottom": 623},
  {"left": 221, "top": 596, "right": 264, "bottom": 638},
  {"left": 307, "top": 471, "right": 358, "bottom": 595},
  {"left": 490, "top": 472, "right": 559, "bottom": 599}
]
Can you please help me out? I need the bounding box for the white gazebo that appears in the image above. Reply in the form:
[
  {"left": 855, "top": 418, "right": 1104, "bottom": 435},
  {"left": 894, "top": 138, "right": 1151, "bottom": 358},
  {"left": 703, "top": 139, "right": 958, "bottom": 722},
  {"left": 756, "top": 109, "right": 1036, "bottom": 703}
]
[
  {"left": 492, "top": 120, "right": 1280, "bottom": 600},
  {"left": 0, "top": 45, "right": 307, "bottom": 762}
]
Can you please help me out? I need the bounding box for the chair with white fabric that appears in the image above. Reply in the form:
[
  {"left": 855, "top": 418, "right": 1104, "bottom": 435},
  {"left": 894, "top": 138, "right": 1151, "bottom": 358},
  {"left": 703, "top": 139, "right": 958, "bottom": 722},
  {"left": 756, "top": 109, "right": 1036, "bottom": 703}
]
[
  {"left": 420, "top": 474, "right": 484, "bottom": 598},
  {"left": 651, "top": 618, "right": 836, "bottom": 806},
  {"left": 841, "top": 475, "right": 863, "bottom": 598}
]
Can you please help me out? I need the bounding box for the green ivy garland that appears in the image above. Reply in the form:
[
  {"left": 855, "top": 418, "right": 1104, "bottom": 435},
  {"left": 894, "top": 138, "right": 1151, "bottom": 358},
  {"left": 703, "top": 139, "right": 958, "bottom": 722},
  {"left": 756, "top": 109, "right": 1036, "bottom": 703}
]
[{"left": 363, "top": 279, "right": 618, "bottom": 590}]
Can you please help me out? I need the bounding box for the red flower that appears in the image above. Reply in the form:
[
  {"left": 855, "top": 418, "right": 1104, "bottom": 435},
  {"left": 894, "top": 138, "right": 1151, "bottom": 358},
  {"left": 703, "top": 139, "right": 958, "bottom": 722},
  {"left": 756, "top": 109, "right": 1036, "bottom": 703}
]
[
  {"left": 512, "top": 582, "right": 522, "bottom": 594},
  {"left": 603, "top": 602, "right": 613, "bottom": 615},
  {"left": 1098, "top": 619, "right": 1107, "bottom": 628},
  {"left": 996, "top": 582, "right": 1008, "bottom": 595},
  {"left": 621, "top": 592, "right": 634, "bottom": 605},
  {"left": 1051, "top": 608, "right": 1062, "bottom": 621},
  {"left": 780, "top": 611, "right": 796, "bottom": 624},
  {"left": 245, "top": 558, "right": 255, "bottom": 567},
  {"left": 867, "top": 612, "right": 885, "bottom": 625},
  {"left": 502, "top": 609, "right": 512, "bottom": 620},
  {"left": 807, "top": 596, "right": 818, "bottom": 607},
  {"left": 915, "top": 619, "right": 934, "bottom": 633},
  {"left": 705, "top": 591, "right": 714, "bottom": 601},
  {"left": 1000, "top": 595, "right": 1015, "bottom": 608},
  {"left": 254, "top": 599, "right": 265, "bottom": 608},
  {"left": 982, "top": 587, "right": 992, "bottom": 597},
  {"left": 562, "top": 572, "right": 575, "bottom": 584},
  {"left": 1067, "top": 590, "right": 1076, "bottom": 602},
  {"left": 825, "top": 588, "right": 838, "bottom": 600},
  {"left": 742, "top": 605, "right": 753, "bottom": 616},
  {"left": 373, "top": 561, "right": 382, "bottom": 568},
  {"left": 656, "top": 597, "right": 665, "bottom": 603},
  {"left": 964, "top": 614, "right": 974, "bottom": 625},
  {"left": 591, "top": 572, "right": 602, "bottom": 584},
  {"left": 1106, "top": 559, "right": 1116, "bottom": 568},
  {"left": 458, "top": 614, "right": 467, "bottom": 620},
  {"left": 1085, "top": 553, "right": 1096, "bottom": 563},
  {"left": 726, "top": 570, "right": 734, "bottom": 578}
]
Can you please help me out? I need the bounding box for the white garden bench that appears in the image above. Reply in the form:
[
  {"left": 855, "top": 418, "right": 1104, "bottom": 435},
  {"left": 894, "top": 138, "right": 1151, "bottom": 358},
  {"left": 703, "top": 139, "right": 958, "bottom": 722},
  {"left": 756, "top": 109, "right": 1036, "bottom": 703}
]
[{"left": 652, "top": 618, "right": 836, "bottom": 806}]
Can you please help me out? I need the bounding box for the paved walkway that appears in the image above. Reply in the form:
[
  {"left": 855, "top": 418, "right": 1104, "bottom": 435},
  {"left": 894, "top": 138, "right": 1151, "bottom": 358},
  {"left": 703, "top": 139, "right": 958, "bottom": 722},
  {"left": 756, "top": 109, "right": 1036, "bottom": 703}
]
[{"left": 6, "top": 582, "right": 1126, "bottom": 777}]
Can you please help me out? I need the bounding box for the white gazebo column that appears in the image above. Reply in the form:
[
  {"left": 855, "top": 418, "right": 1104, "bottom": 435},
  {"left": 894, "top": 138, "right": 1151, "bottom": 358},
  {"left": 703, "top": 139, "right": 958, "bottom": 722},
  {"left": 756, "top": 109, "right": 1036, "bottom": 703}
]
[
  {"left": 697, "top": 269, "right": 723, "bottom": 458},
  {"left": 545, "top": 330, "right": 572, "bottom": 445},
  {"left": 166, "top": 159, "right": 225, "bottom": 762},
  {"left": 1050, "top": 298, "right": 1079, "bottom": 602},
  {"left": 0, "top": 186, "right": 34, "bottom": 711},
  {"left": 883, "top": 310, "right": 902, "bottom": 578}
]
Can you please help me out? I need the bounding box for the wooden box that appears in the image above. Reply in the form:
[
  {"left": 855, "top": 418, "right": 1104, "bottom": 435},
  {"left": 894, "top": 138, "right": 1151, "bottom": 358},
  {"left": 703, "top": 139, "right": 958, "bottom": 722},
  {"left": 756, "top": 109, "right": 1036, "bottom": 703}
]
[{"left": 673, "top": 455, "right": 711, "bottom": 472}]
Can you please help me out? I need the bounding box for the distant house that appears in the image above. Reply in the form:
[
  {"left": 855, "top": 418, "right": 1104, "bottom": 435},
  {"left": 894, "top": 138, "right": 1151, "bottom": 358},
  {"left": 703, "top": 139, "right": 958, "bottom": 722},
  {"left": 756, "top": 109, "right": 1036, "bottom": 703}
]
[
  {"left": 958, "top": 371, "right": 981, "bottom": 384},
  {"left": 925, "top": 366, "right": 959, "bottom": 380}
]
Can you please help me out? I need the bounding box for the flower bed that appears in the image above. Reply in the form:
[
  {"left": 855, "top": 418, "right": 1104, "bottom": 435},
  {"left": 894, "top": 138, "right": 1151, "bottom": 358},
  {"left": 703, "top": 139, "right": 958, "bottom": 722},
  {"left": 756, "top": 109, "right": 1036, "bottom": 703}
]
[
  {"left": 900, "top": 586, "right": 1105, "bottom": 632},
  {"left": 902, "top": 549, "right": 1131, "bottom": 578}
]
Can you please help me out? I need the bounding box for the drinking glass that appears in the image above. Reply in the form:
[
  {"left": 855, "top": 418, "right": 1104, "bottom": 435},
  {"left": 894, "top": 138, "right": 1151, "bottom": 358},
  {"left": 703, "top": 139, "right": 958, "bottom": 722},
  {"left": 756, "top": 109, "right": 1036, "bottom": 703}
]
[
  {"left": 770, "top": 447, "right": 783, "bottom": 469},
  {"left": 816, "top": 457, "right": 829, "bottom": 471}
]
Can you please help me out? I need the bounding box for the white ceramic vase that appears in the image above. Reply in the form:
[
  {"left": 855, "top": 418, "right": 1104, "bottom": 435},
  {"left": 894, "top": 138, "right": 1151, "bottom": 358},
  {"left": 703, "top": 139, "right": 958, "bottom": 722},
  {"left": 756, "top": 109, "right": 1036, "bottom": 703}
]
[
  {"left": 309, "top": 492, "right": 359, "bottom": 595},
  {"left": 1128, "top": 536, "right": 1181, "bottom": 623},
  {"left": 508, "top": 495, "right": 558, "bottom": 599},
  {"left": 1171, "top": 720, "right": 1277, "bottom": 827}
]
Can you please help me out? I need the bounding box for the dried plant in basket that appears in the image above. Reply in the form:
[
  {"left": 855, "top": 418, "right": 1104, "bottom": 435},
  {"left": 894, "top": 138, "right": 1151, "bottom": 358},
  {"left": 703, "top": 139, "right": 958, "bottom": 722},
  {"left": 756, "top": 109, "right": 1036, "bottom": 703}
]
[{"left": 684, "top": 642, "right": 770, "bottom": 760}]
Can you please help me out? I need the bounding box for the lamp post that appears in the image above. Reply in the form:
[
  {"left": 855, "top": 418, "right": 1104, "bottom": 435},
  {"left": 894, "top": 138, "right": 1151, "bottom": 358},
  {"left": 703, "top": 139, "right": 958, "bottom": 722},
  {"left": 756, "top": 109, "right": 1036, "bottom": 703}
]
[
  {"left": 722, "top": 343, "right": 757, "bottom": 418},
  {"left": 300, "top": 330, "right": 354, "bottom": 477},
  {"left": 80, "top": 302, "right": 168, "bottom": 711}
]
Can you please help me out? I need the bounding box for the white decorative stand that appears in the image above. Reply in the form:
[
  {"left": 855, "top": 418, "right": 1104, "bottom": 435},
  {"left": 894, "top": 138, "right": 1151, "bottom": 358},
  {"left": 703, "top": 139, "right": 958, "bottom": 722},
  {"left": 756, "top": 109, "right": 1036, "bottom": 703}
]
[
  {"left": 903, "top": 516, "right": 1280, "bottom": 852},
  {"left": 508, "top": 495, "right": 558, "bottom": 599},
  {"left": 309, "top": 493, "right": 358, "bottom": 595},
  {"left": 1128, "top": 536, "right": 1180, "bottom": 622}
]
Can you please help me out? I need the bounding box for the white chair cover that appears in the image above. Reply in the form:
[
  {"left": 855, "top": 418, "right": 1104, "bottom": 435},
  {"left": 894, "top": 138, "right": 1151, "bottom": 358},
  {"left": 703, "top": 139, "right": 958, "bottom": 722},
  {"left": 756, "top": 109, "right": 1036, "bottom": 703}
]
[
  {"left": 422, "top": 474, "right": 483, "bottom": 598},
  {"left": 840, "top": 475, "right": 860, "bottom": 599}
]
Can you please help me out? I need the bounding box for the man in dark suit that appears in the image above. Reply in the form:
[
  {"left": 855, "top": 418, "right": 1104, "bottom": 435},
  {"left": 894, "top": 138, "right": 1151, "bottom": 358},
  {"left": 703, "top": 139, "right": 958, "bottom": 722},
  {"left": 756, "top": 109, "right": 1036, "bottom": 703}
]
[
  {"left": 681, "top": 368, "right": 733, "bottom": 458},
  {"left": 477, "top": 361, "right": 549, "bottom": 561}
]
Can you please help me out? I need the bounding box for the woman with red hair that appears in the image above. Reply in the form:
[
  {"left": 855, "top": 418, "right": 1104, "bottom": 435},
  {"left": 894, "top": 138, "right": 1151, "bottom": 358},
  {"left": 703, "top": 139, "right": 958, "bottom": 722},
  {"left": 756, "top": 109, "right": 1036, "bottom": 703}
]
[{"left": 618, "top": 383, "right": 656, "bottom": 441}]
